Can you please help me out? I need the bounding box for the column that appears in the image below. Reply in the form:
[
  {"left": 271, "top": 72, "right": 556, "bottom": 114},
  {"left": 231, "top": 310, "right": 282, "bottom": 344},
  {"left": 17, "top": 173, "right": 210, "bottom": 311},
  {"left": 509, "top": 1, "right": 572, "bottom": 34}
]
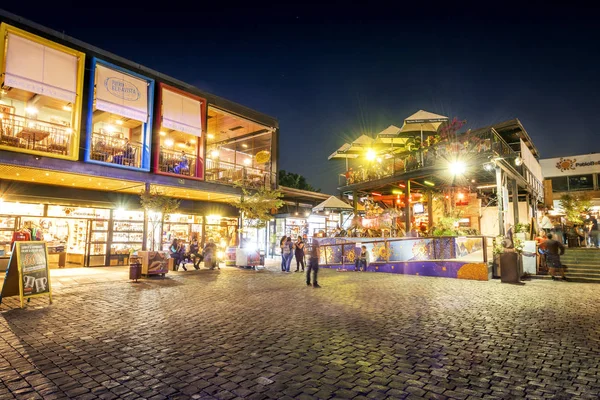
[
  {"left": 405, "top": 180, "right": 411, "bottom": 235},
  {"left": 496, "top": 166, "right": 505, "bottom": 237},
  {"left": 512, "top": 178, "right": 519, "bottom": 229}
]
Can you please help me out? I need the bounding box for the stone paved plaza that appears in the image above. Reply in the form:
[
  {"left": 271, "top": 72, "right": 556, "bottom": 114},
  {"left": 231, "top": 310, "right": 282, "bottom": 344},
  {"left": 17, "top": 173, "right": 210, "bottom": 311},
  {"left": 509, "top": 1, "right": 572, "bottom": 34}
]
[{"left": 1, "top": 266, "right": 600, "bottom": 400}]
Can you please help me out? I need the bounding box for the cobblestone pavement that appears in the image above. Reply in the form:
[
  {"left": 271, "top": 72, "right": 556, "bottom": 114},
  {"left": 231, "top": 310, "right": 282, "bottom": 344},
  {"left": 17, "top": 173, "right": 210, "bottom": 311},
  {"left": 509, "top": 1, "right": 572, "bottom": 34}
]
[{"left": 1, "top": 266, "right": 600, "bottom": 400}]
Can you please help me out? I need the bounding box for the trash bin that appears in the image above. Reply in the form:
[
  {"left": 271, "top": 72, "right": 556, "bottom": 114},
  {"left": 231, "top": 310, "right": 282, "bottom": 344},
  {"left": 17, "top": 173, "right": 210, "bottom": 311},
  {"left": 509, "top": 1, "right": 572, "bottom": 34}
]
[
  {"left": 129, "top": 256, "right": 142, "bottom": 282},
  {"left": 500, "top": 251, "right": 520, "bottom": 283}
]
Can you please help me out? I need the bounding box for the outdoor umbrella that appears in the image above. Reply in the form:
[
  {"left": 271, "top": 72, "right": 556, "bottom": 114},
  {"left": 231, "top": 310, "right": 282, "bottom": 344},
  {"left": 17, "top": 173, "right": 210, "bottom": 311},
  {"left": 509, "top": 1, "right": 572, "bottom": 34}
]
[
  {"left": 312, "top": 196, "right": 354, "bottom": 213},
  {"left": 399, "top": 110, "right": 449, "bottom": 145}
]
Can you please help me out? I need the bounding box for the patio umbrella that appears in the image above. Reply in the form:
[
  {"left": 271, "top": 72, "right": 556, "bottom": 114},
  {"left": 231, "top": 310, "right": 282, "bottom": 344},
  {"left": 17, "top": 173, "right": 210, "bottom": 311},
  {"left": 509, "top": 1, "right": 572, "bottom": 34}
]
[
  {"left": 312, "top": 196, "right": 354, "bottom": 213},
  {"left": 400, "top": 110, "right": 449, "bottom": 144}
]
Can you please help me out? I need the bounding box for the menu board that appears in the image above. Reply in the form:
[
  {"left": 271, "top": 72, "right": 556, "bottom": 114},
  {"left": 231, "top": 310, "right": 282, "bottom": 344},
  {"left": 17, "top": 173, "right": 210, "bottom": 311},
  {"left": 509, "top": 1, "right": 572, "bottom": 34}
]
[
  {"left": 19, "top": 242, "right": 50, "bottom": 297},
  {"left": 0, "top": 241, "right": 52, "bottom": 308}
]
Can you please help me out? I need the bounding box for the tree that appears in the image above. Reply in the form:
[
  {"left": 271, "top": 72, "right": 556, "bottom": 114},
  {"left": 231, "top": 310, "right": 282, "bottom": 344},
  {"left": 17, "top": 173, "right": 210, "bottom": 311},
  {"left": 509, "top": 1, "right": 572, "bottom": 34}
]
[
  {"left": 278, "top": 170, "right": 321, "bottom": 192},
  {"left": 229, "top": 186, "right": 284, "bottom": 230},
  {"left": 559, "top": 193, "right": 592, "bottom": 224},
  {"left": 140, "top": 189, "right": 181, "bottom": 251}
]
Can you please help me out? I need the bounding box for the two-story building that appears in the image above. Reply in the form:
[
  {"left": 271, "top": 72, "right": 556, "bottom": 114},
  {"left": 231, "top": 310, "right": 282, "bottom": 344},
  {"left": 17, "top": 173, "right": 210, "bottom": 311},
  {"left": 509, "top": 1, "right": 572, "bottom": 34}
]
[
  {"left": 0, "top": 10, "right": 278, "bottom": 268},
  {"left": 540, "top": 153, "right": 600, "bottom": 213}
]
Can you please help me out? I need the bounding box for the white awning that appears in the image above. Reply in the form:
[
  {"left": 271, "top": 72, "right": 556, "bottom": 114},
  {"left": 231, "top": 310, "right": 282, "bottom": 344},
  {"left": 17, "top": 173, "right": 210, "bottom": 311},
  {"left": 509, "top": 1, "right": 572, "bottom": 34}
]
[
  {"left": 95, "top": 64, "right": 149, "bottom": 122},
  {"left": 4, "top": 33, "right": 78, "bottom": 102},
  {"left": 161, "top": 88, "right": 202, "bottom": 137}
]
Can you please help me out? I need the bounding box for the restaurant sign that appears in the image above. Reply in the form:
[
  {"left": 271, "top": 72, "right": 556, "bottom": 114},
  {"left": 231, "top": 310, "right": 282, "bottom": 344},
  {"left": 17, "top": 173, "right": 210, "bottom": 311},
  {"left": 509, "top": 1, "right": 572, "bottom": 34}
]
[{"left": 540, "top": 154, "right": 600, "bottom": 177}]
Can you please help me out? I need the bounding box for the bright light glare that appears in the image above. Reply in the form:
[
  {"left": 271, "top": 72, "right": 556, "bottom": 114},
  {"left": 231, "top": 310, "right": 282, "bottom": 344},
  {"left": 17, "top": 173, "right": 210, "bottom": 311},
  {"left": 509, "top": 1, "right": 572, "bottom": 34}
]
[
  {"left": 165, "top": 139, "right": 174, "bottom": 147},
  {"left": 366, "top": 149, "right": 376, "bottom": 161},
  {"left": 449, "top": 161, "right": 466, "bottom": 175},
  {"left": 211, "top": 150, "right": 220, "bottom": 158}
]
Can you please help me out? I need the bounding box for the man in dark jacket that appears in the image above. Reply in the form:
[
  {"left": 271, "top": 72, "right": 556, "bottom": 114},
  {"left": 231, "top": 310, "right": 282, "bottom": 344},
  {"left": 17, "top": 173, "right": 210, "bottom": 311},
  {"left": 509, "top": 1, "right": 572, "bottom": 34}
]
[
  {"left": 306, "top": 240, "right": 321, "bottom": 288},
  {"left": 545, "top": 233, "right": 567, "bottom": 281}
]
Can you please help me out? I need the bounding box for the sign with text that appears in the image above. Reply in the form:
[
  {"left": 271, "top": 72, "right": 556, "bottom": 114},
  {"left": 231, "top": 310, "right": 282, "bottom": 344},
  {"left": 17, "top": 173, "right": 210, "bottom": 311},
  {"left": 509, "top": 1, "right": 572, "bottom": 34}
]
[
  {"left": 0, "top": 242, "right": 52, "bottom": 308},
  {"left": 540, "top": 154, "right": 600, "bottom": 177}
]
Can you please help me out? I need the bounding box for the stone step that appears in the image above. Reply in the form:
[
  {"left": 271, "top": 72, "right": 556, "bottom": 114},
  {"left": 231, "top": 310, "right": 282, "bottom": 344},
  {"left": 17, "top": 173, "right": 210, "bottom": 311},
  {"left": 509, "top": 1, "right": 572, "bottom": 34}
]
[
  {"left": 565, "top": 268, "right": 600, "bottom": 274},
  {"left": 531, "top": 275, "right": 600, "bottom": 283},
  {"left": 567, "top": 272, "right": 600, "bottom": 279}
]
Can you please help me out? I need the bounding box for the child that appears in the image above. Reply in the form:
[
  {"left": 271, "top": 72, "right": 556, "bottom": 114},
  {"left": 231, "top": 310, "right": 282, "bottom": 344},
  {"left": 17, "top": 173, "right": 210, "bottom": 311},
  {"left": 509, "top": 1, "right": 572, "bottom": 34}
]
[{"left": 355, "top": 245, "right": 369, "bottom": 272}]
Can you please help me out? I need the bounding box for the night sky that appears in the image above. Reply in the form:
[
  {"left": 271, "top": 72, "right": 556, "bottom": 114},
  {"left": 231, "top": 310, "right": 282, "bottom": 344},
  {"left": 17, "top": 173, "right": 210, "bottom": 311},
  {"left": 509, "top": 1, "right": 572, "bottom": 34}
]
[{"left": 4, "top": 2, "right": 600, "bottom": 194}]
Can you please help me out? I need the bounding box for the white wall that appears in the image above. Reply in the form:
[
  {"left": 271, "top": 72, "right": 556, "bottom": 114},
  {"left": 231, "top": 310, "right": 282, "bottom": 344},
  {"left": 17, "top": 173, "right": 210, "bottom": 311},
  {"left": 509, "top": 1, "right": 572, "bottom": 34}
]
[{"left": 480, "top": 201, "right": 531, "bottom": 236}]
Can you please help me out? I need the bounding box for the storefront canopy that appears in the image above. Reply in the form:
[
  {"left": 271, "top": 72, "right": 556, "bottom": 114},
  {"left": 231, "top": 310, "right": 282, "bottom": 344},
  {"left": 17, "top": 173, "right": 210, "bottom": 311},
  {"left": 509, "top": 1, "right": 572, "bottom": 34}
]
[
  {"left": 312, "top": 196, "right": 354, "bottom": 212},
  {"left": 95, "top": 63, "right": 150, "bottom": 122},
  {"left": 161, "top": 87, "right": 203, "bottom": 137}
]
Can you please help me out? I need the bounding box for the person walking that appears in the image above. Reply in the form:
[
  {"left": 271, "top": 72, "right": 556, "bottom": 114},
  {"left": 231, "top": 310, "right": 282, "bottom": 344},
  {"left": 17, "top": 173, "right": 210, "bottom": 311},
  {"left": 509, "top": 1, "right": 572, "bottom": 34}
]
[
  {"left": 294, "top": 236, "right": 306, "bottom": 272},
  {"left": 306, "top": 240, "right": 321, "bottom": 288},
  {"left": 540, "top": 212, "right": 553, "bottom": 234},
  {"left": 354, "top": 245, "right": 369, "bottom": 272},
  {"left": 279, "top": 236, "right": 287, "bottom": 271},
  {"left": 545, "top": 233, "right": 567, "bottom": 281},
  {"left": 281, "top": 236, "right": 294, "bottom": 272}
]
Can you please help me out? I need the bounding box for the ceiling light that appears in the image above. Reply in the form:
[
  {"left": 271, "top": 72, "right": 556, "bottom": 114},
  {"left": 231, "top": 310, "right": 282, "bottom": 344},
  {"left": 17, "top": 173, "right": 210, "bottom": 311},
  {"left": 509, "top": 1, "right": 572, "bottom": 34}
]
[
  {"left": 66, "top": 128, "right": 73, "bottom": 134},
  {"left": 105, "top": 124, "right": 116, "bottom": 133},
  {"left": 211, "top": 150, "right": 220, "bottom": 158},
  {"left": 242, "top": 144, "right": 248, "bottom": 148},
  {"left": 62, "top": 104, "right": 72, "bottom": 112},
  {"left": 177, "top": 143, "right": 186, "bottom": 148},
  {"left": 243, "top": 158, "right": 251, "bottom": 165},
  {"left": 159, "top": 131, "right": 166, "bottom": 136},
  {"left": 423, "top": 180, "right": 435, "bottom": 187},
  {"left": 207, "top": 134, "right": 215, "bottom": 139},
  {"left": 116, "top": 120, "right": 124, "bottom": 125},
  {"left": 165, "top": 139, "right": 174, "bottom": 147},
  {"left": 483, "top": 162, "right": 495, "bottom": 171},
  {"left": 25, "top": 106, "right": 38, "bottom": 115},
  {"left": 514, "top": 156, "right": 523, "bottom": 166},
  {"left": 190, "top": 139, "right": 196, "bottom": 144}
]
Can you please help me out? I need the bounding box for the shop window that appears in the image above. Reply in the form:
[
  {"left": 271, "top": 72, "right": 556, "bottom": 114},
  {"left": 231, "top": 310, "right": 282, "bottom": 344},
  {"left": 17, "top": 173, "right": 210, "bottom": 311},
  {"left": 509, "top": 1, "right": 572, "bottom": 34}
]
[
  {"left": 85, "top": 59, "right": 154, "bottom": 171},
  {"left": 0, "top": 24, "right": 84, "bottom": 159},
  {"left": 205, "top": 107, "right": 274, "bottom": 188},
  {"left": 568, "top": 174, "right": 593, "bottom": 191},
  {"left": 551, "top": 177, "right": 568, "bottom": 192},
  {"left": 157, "top": 85, "right": 204, "bottom": 178}
]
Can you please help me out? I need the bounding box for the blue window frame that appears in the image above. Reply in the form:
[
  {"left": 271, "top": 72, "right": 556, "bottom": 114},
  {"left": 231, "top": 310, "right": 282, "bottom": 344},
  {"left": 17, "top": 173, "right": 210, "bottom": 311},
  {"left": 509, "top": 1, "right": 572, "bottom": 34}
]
[{"left": 84, "top": 57, "right": 154, "bottom": 171}]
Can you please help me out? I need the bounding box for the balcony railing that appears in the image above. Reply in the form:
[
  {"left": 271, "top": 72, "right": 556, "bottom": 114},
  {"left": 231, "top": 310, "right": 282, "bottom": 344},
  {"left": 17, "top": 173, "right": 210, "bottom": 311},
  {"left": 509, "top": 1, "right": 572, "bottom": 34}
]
[
  {"left": 90, "top": 132, "right": 142, "bottom": 168},
  {"left": 205, "top": 159, "right": 275, "bottom": 189},
  {"left": 0, "top": 112, "right": 72, "bottom": 156},
  {"left": 340, "top": 129, "right": 515, "bottom": 187},
  {"left": 158, "top": 148, "right": 197, "bottom": 176}
]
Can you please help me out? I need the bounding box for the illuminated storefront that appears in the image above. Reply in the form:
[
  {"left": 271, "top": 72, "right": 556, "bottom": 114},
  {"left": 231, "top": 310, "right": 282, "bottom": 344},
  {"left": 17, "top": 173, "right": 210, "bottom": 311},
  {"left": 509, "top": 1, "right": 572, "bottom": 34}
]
[
  {"left": 0, "top": 23, "right": 85, "bottom": 160},
  {"left": 155, "top": 84, "right": 205, "bottom": 178},
  {"left": 84, "top": 58, "right": 154, "bottom": 171},
  {"left": 205, "top": 107, "right": 275, "bottom": 188}
]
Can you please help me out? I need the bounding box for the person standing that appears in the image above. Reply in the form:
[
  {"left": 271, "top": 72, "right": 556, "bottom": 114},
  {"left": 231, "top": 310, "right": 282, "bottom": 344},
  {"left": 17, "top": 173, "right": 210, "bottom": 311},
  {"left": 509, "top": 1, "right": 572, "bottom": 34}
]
[
  {"left": 540, "top": 212, "right": 553, "bottom": 234},
  {"left": 590, "top": 215, "right": 599, "bottom": 248},
  {"left": 306, "top": 240, "right": 321, "bottom": 288},
  {"left": 281, "top": 237, "right": 294, "bottom": 272},
  {"left": 203, "top": 239, "right": 218, "bottom": 270},
  {"left": 279, "top": 236, "right": 288, "bottom": 271},
  {"left": 294, "top": 236, "right": 306, "bottom": 272},
  {"left": 354, "top": 245, "right": 369, "bottom": 272},
  {"left": 545, "top": 233, "right": 567, "bottom": 281}
]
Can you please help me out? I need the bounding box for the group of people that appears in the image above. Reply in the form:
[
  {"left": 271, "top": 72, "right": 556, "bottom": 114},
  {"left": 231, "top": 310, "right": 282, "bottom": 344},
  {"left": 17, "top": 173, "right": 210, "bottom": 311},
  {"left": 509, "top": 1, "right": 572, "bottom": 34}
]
[
  {"left": 280, "top": 235, "right": 320, "bottom": 287},
  {"left": 539, "top": 212, "right": 599, "bottom": 248},
  {"left": 169, "top": 237, "right": 219, "bottom": 271}
]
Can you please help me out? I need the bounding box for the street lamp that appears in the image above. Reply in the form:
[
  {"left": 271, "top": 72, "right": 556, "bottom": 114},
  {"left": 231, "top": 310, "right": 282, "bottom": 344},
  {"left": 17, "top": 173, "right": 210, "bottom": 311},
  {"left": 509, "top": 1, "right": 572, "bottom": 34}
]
[
  {"left": 449, "top": 161, "right": 466, "bottom": 175},
  {"left": 366, "top": 149, "right": 376, "bottom": 161}
]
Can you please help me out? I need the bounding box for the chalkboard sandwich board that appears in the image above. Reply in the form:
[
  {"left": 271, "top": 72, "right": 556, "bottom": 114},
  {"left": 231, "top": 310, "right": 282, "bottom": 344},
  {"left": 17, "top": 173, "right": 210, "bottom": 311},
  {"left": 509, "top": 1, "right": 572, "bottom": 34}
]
[{"left": 0, "top": 241, "right": 53, "bottom": 308}]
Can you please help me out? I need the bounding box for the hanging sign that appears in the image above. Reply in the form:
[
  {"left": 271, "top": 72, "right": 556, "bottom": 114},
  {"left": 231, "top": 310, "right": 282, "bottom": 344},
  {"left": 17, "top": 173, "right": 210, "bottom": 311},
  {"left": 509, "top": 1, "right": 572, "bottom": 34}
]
[
  {"left": 0, "top": 242, "right": 52, "bottom": 308},
  {"left": 255, "top": 151, "right": 271, "bottom": 164}
]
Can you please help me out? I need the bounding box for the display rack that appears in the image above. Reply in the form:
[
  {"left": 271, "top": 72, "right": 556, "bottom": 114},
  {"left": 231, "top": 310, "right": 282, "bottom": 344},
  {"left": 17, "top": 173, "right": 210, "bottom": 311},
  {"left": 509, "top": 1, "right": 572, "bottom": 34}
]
[
  {"left": 87, "top": 219, "right": 109, "bottom": 267},
  {"left": 0, "top": 216, "right": 17, "bottom": 256},
  {"left": 161, "top": 215, "right": 202, "bottom": 252},
  {"left": 110, "top": 220, "right": 144, "bottom": 265},
  {"left": 66, "top": 220, "right": 87, "bottom": 266}
]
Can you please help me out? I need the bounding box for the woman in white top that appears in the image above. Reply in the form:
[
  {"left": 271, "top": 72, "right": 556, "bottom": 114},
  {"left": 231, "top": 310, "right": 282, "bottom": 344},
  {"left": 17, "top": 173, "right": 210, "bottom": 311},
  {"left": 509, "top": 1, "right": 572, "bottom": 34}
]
[{"left": 540, "top": 212, "right": 554, "bottom": 234}]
